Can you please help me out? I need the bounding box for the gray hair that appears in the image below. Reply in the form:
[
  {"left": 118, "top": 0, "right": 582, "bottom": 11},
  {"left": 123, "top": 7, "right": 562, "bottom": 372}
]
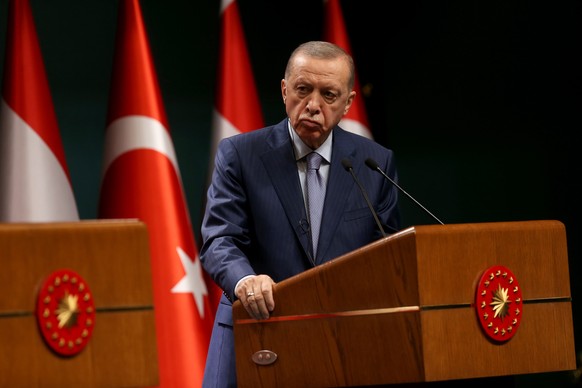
[{"left": 284, "top": 41, "right": 355, "bottom": 91}]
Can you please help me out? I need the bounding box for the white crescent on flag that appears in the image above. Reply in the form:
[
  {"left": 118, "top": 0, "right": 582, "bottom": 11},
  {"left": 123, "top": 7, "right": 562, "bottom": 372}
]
[{"left": 102, "top": 115, "right": 178, "bottom": 173}]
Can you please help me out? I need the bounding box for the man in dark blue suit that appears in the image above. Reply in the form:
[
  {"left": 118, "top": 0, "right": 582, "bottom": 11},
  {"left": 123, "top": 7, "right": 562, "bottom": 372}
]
[{"left": 200, "top": 41, "right": 401, "bottom": 387}]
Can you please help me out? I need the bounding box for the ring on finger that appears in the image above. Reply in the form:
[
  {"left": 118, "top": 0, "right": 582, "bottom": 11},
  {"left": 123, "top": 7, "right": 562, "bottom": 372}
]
[{"left": 247, "top": 291, "right": 255, "bottom": 297}]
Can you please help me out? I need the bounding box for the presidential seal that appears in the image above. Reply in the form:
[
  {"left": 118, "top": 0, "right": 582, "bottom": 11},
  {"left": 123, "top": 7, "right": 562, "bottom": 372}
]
[
  {"left": 475, "top": 265, "right": 523, "bottom": 342},
  {"left": 36, "top": 269, "right": 96, "bottom": 356}
]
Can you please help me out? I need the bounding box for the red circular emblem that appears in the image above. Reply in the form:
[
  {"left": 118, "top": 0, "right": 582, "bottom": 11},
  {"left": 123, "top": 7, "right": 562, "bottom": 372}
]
[
  {"left": 475, "top": 265, "right": 523, "bottom": 342},
  {"left": 36, "top": 269, "right": 96, "bottom": 356}
]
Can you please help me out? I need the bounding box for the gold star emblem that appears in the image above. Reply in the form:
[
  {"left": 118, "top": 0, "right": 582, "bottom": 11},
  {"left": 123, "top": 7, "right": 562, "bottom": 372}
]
[
  {"left": 55, "top": 291, "right": 79, "bottom": 329},
  {"left": 475, "top": 265, "right": 523, "bottom": 342},
  {"left": 491, "top": 283, "right": 511, "bottom": 319}
]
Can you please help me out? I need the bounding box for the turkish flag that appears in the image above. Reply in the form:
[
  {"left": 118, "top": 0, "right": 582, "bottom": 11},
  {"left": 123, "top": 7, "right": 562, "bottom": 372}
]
[
  {"left": 0, "top": 0, "right": 79, "bottom": 221},
  {"left": 207, "top": 0, "right": 265, "bottom": 184},
  {"left": 98, "top": 0, "right": 215, "bottom": 386},
  {"left": 323, "top": 0, "right": 373, "bottom": 139}
]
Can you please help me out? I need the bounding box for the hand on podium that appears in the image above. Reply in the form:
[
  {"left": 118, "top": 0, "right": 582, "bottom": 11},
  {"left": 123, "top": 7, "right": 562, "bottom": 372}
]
[{"left": 235, "top": 274, "right": 276, "bottom": 320}]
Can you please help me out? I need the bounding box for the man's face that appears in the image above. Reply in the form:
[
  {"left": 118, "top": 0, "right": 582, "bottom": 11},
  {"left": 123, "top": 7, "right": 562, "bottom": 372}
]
[{"left": 281, "top": 54, "right": 355, "bottom": 149}]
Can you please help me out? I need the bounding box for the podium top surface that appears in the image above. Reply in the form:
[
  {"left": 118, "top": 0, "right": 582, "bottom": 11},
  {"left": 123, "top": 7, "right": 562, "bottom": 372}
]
[
  {"left": 0, "top": 219, "right": 153, "bottom": 312},
  {"left": 233, "top": 220, "right": 570, "bottom": 319}
]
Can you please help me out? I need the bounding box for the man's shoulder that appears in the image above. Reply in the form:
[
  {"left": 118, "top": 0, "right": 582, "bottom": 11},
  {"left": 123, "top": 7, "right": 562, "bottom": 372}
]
[{"left": 226, "top": 118, "right": 287, "bottom": 143}]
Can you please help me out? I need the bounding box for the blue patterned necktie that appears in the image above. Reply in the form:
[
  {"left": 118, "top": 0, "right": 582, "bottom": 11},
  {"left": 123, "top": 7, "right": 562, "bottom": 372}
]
[{"left": 306, "top": 152, "right": 325, "bottom": 259}]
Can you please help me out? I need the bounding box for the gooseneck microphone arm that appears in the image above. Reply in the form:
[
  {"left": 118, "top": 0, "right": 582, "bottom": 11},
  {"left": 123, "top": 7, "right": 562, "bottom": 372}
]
[
  {"left": 365, "top": 158, "right": 445, "bottom": 225},
  {"left": 341, "top": 158, "right": 387, "bottom": 238}
]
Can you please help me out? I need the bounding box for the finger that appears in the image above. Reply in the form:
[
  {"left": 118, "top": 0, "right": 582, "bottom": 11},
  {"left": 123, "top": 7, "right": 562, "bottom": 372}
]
[
  {"left": 252, "top": 291, "right": 270, "bottom": 319},
  {"left": 260, "top": 278, "right": 276, "bottom": 312},
  {"left": 263, "top": 288, "right": 275, "bottom": 312},
  {"left": 239, "top": 275, "right": 276, "bottom": 319},
  {"left": 243, "top": 292, "right": 261, "bottom": 319},
  {"left": 246, "top": 291, "right": 270, "bottom": 320}
]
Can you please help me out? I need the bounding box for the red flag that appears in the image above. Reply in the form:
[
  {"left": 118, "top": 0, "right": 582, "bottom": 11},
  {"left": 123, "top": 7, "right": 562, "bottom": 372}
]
[
  {"left": 201, "top": 0, "right": 264, "bottom": 311},
  {"left": 98, "top": 1, "right": 215, "bottom": 386},
  {"left": 323, "top": 0, "right": 373, "bottom": 139},
  {"left": 0, "top": 0, "right": 79, "bottom": 221},
  {"left": 208, "top": 0, "right": 264, "bottom": 180}
]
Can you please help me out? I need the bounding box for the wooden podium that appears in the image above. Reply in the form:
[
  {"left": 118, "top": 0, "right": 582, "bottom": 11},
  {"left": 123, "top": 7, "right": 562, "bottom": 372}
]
[
  {"left": 233, "top": 220, "right": 576, "bottom": 387},
  {"left": 0, "top": 220, "right": 158, "bottom": 387}
]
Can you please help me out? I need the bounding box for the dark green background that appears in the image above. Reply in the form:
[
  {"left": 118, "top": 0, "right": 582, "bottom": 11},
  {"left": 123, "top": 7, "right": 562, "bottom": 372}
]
[{"left": 1, "top": 1, "right": 580, "bottom": 386}]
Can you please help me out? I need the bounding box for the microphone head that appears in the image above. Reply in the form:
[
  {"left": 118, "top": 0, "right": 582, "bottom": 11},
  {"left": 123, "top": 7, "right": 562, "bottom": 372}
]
[
  {"left": 341, "top": 158, "right": 353, "bottom": 171},
  {"left": 365, "top": 158, "right": 379, "bottom": 170}
]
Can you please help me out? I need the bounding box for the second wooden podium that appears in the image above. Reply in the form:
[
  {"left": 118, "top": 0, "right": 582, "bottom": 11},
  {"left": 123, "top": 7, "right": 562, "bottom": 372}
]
[{"left": 0, "top": 219, "right": 158, "bottom": 387}]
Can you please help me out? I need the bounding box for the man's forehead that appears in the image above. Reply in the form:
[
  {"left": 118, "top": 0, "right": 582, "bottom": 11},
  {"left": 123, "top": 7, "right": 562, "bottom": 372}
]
[{"left": 290, "top": 58, "right": 349, "bottom": 83}]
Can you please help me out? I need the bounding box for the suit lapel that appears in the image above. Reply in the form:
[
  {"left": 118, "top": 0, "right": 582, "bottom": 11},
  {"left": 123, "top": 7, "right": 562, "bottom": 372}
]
[
  {"left": 317, "top": 128, "right": 356, "bottom": 263},
  {"left": 261, "top": 121, "right": 312, "bottom": 259}
]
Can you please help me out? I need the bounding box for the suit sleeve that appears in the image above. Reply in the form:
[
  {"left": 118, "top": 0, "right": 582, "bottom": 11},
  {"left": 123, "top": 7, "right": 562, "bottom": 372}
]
[{"left": 199, "top": 137, "right": 255, "bottom": 302}]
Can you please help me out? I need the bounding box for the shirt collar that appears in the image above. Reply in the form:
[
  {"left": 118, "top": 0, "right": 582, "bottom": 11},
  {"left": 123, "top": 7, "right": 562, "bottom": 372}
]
[{"left": 287, "top": 119, "right": 333, "bottom": 163}]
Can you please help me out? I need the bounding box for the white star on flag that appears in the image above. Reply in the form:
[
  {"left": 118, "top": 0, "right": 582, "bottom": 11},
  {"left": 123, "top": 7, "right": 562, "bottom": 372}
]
[{"left": 171, "top": 246, "right": 209, "bottom": 318}]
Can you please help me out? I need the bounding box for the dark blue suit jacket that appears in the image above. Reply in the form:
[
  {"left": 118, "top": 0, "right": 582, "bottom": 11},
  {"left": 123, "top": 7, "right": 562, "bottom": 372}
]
[{"left": 200, "top": 118, "right": 400, "bottom": 387}]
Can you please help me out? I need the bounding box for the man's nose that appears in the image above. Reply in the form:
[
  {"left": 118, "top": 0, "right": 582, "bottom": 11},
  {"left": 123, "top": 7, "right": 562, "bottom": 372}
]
[{"left": 305, "top": 94, "right": 323, "bottom": 113}]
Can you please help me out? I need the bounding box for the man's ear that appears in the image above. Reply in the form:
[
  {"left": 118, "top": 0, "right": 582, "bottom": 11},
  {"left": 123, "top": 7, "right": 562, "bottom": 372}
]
[
  {"left": 344, "top": 90, "right": 356, "bottom": 115},
  {"left": 281, "top": 79, "right": 287, "bottom": 104}
]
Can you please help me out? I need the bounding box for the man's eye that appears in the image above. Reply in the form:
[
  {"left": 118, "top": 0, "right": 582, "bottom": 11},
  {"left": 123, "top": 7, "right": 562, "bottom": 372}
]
[
  {"left": 296, "top": 87, "right": 309, "bottom": 96},
  {"left": 324, "top": 92, "right": 337, "bottom": 101}
]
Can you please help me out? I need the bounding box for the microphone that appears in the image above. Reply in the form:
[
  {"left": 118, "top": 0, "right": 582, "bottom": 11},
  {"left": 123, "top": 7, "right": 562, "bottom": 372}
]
[
  {"left": 365, "top": 158, "right": 445, "bottom": 225},
  {"left": 341, "top": 158, "right": 387, "bottom": 238}
]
